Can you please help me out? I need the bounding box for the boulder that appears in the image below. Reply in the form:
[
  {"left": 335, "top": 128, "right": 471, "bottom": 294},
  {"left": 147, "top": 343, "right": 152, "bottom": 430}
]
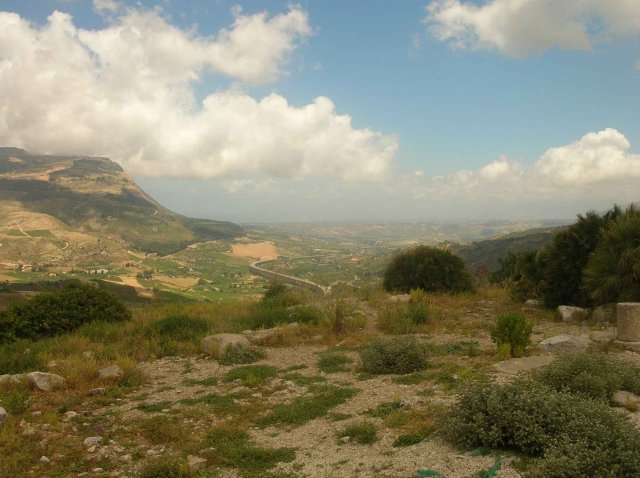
[
  {"left": 557, "top": 305, "right": 587, "bottom": 323},
  {"left": 589, "top": 330, "right": 616, "bottom": 345},
  {"left": 202, "top": 334, "right": 250, "bottom": 359},
  {"left": 492, "top": 355, "right": 555, "bottom": 376},
  {"left": 187, "top": 455, "right": 207, "bottom": 471},
  {"left": 389, "top": 294, "right": 411, "bottom": 303},
  {"left": 242, "top": 322, "right": 301, "bottom": 345},
  {"left": 84, "top": 436, "right": 103, "bottom": 447},
  {"left": 62, "top": 411, "right": 78, "bottom": 422},
  {"left": 593, "top": 304, "right": 616, "bottom": 323},
  {"left": 525, "top": 299, "right": 543, "bottom": 307},
  {"left": 0, "top": 407, "right": 7, "bottom": 429},
  {"left": 25, "top": 372, "right": 66, "bottom": 391},
  {"left": 617, "top": 303, "right": 640, "bottom": 342},
  {"left": 98, "top": 365, "right": 124, "bottom": 380},
  {"left": 612, "top": 391, "right": 640, "bottom": 409},
  {"left": 539, "top": 334, "right": 590, "bottom": 353}
]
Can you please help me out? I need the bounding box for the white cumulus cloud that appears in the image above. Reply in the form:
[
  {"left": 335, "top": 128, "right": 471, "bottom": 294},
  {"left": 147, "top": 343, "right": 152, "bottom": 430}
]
[
  {"left": 0, "top": 7, "right": 397, "bottom": 181},
  {"left": 535, "top": 128, "right": 640, "bottom": 185},
  {"left": 425, "top": 0, "right": 640, "bottom": 57},
  {"left": 404, "top": 128, "right": 640, "bottom": 202}
]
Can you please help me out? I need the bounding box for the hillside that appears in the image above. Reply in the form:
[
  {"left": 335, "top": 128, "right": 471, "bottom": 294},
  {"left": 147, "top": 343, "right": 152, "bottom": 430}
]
[
  {"left": 451, "top": 226, "right": 563, "bottom": 272},
  {"left": 0, "top": 147, "right": 243, "bottom": 266}
]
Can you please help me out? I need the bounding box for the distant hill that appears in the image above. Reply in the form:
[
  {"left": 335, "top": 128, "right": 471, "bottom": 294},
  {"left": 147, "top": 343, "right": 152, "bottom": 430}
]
[
  {"left": 450, "top": 226, "right": 564, "bottom": 272},
  {"left": 0, "top": 147, "right": 243, "bottom": 265}
]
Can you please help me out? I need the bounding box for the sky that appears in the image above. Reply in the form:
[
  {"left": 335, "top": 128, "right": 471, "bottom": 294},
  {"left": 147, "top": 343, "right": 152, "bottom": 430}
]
[{"left": 0, "top": 0, "right": 639, "bottom": 222}]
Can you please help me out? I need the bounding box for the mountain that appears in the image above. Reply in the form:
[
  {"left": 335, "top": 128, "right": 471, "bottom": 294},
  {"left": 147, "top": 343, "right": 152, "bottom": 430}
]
[
  {"left": 450, "top": 226, "right": 563, "bottom": 272},
  {"left": 0, "top": 147, "right": 243, "bottom": 266}
]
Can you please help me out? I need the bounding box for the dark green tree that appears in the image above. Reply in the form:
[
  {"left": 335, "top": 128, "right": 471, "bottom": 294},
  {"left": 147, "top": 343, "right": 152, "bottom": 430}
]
[
  {"left": 583, "top": 206, "right": 640, "bottom": 305},
  {"left": 538, "top": 206, "right": 621, "bottom": 308},
  {"left": 383, "top": 246, "right": 473, "bottom": 293}
]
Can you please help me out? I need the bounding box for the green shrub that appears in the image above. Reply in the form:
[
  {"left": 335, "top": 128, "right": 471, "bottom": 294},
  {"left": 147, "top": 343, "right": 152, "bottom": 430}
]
[
  {"left": 383, "top": 246, "right": 473, "bottom": 294},
  {"left": 444, "top": 379, "right": 640, "bottom": 477},
  {"left": 0, "top": 282, "right": 131, "bottom": 343},
  {"left": 317, "top": 353, "right": 353, "bottom": 373},
  {"left": 336, "top": 421, "right": 378, "bottom": 444},
  {"left": 503, "top": 251, "right": 545, "bottom": 303},
  {"left": 360, "top": 337, "right": 428, "bottom": 374},
  {"left": 138, "top": 456, "right": 192, "bottom": 478},
  {"left": 146, "top": 315, "right": 210, "bottom": 342},
  {"left": 489, "top": 313, "right": 532, "bottom": 358},
  {"left": 205, "top": 426, "right": 295, "bottom": 473},
  {"left": 583, "top": 205, "right": 640, "bottom": 304},
  {"left": 533, "top": 352, "right": 640, "bottom": 402},
  {"left": 222, "top": 365, "right": 277, "bottom": 387}
]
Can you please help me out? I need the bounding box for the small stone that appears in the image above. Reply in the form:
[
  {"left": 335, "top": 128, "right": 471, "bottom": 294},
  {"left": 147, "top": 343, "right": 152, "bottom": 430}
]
[
  {"left": 40, "top": 456, "right": 51, "bottom": 463},
  {"left": 78, "top": 473, "right": 89, "bottom": 477},
  {"left": 146, "top": 449, "right": 159, "bottom": 456},
  {"left": 201, "top": 334, "right": 250, "bottom": 359},
  {"left": 492, "top": 355, "right": 555, "bottom": 375},
  {"left": 187, "top": 455, "right": 207, "bottom": 471},
  {"left": 88, "top": 388, "right": 106, "bottom": 396},
  {"left": 87, "top": 446, "right": 96, "bottom": 453},
  {"left": 0, "top": 407, "right": 8, "bottom": 429},
  {"left": 31, "top": 411, "right": 42, "bottom": 417},
  {"left": 62, "top": 411, "right": 78, "bottom": 422},
  {"left": 84, "top": 436, "right": 103, "bottom": 447},
  {"left": 82, "top": 351, "right": 95, "bottom": 360},
  {"left": 340, "top": 436, "right": 351, "bottom": 444},
  {"left": 161, "top": 409, "right": 170, "bottom": 413},
  {"left": 92, "top": 468, "right": 104, "bottom": 473},
  {"left": 98, "top": 365, "right": 124, "bottom": 380},
  {"left": 26, "top": 372, "right": 66, "bottom": 391},
  {"left": 590, "top": 330, "right": 616, "bottom": 345},
  {"left": 119, "top": 455, "right": 132, "bottom": 463}
]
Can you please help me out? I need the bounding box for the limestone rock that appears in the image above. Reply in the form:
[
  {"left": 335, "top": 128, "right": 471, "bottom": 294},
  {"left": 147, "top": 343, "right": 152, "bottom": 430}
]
[
  {"left": 617, "top": 303, "right": 640, "bottom": 342},
  {"left": 98, "top": 365, "right": 124, "bottom": 380},
  {"left": 62, "top": 411, "right": 78, "bottom": 422},
  {"left": 26, "top": 372, "right": 66, "bottom": 391},
  {"left": 525, "top": 299, "right": 543, "bottom": 307},
  {"left": 88, "top": 387, "right": 106, "bottom": 396},
  {"left": 0, "top": 407, "right": 7, "bottom": 428},
  {"left": 557, "top": 305, "right": 587, "bottom": 323},
  {"left": 539, "top": 334, "right": 590, "bottom": 353},
  {"left": 389, "top": 294, "right": 410, "bottom": 303},
  {"left": 242, "top": 322, "right": 301, "bottom": 345},
  {"left": 84, "top": 436, "right": 103, "bottom": 447},
  {"left": 593, "top": 304, "right": 616, "bottom": 323},
  {"left": 613, "top": 391, "right": 640, "bottom": 409},
  {"left": 40, "top": 455, "right": 50, "bottom": 463},
  {"left": 590, "top": 330, "right": 616, "bottom": 345},
  {"left": 187, "top": 455, "right": 207, "bottom": 471},
  {"left": 492, "top": 355, "right": 555, "bottom": 376},
  {"left": 202, "top": 334, "right": 250, "bottom": 359}
]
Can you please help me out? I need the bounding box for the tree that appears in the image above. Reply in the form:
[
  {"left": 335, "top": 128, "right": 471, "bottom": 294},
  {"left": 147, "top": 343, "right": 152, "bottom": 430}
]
[
  {"left": 383, "top": 246, "right": 473, "bottom": 293},
  {"left": 583, "top": 206, "right": 640, "bottom": 305}
]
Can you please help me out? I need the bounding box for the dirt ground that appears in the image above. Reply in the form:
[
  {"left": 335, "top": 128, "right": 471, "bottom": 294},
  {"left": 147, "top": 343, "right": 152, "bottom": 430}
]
[{"left": 230, "top": 242, "right": 278, "bottom": 260}]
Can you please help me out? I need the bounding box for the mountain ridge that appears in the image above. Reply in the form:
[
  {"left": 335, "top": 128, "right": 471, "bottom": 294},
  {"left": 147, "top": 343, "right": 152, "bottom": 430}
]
[{"left": 0, "top": 147, "right": 243, "bottom": 267}]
